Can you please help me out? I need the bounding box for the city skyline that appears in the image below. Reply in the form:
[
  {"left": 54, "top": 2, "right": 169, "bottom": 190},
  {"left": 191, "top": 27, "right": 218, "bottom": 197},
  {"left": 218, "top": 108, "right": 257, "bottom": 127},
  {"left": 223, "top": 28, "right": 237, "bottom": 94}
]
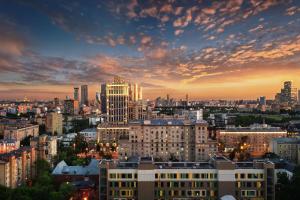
[{"left": 0, "top": 0, "right": 300, "bottom": 100}]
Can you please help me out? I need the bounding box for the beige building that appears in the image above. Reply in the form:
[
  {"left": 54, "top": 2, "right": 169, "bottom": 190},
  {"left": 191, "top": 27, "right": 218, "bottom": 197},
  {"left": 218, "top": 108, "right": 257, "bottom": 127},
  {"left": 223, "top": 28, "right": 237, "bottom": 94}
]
[
  {"left": 100, "top": 76, "right": 143, "bottom": 124},
  {"left": 4, "top": 124, "right": 39, "bottom": 141},
  {"left": 45, "top": 112, "right": 63, "bottom": 136},
  {"left": 0, "top": 147, "right": 36, "bottom": 188},
  {"left": 269, "top": 137, "right": 300, "bottom": 164},
  {"left": 30, "top": 134, "right": 57, "bottom": 164},
  {"left": 99, "top": 156, "right": 283, "bottom": 200},
  {"left": 218, "top": 124, "right": 287, "bottom": 157},
  {"left": 98, "top": 119, "right": 217, "bottom": 161},
  {"left": 0, "top": 160, "right": 10, "bottom": 187}
]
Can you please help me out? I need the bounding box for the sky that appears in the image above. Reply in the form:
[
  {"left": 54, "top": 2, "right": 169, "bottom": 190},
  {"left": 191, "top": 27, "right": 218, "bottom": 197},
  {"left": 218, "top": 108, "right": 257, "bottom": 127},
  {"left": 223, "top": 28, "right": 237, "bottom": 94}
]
[{"left": 0, "top": 0, "right": 300, "bottom": 101}]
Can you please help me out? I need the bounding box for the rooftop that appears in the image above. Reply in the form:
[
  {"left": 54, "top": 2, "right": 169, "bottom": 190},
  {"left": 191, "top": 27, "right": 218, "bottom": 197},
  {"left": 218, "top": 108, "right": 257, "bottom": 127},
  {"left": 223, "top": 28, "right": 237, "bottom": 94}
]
[
  {"left": 52, "top": 159, "right": 100, "bottom": 175},
  {"left": 129, "top": 119, "right": 208, "bottom": 126}
]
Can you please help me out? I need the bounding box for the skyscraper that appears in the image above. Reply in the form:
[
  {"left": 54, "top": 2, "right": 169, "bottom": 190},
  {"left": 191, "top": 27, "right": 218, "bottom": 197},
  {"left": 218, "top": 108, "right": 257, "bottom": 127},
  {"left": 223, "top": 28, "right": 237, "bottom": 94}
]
[
  {"left": 106, "top": 76, "right": 129, "bottom": 124},
  {"left": 259, "top": 96, "right": 266, "bottom": 105},
  {"left": 74, "top": 87, "right": 79, "bottom": 101},
  {"left": 298, "top": 90, "right": 300, "bottom": 104},
  {"left": 100, "top": 76, "right": 143, "bottom": 124},
  {"left": 100, "top": 83, "right": 107, "bottom": 114},
  {"left": 80, "top": 85, "right": 88, "bottom": 106},
  {"left": 276, "top": 81, "right": 297, "bottom": 106}
]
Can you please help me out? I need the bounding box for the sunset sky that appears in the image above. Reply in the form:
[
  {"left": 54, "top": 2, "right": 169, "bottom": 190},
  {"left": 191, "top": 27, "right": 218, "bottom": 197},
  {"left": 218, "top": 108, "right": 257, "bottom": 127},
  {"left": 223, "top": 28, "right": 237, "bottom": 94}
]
[{"left": 0, "top": 0, "right": 300, "bottom": 100}]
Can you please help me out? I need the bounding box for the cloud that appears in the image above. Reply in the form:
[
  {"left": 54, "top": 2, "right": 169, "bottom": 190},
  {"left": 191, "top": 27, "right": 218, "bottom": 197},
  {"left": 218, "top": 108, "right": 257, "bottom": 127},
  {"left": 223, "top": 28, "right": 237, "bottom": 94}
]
[
  {"left": 160, "top": 4, "right": 173, "bottom": 14},
  {"left": 249, "top": 24, "right": 264, "bottom": 32},
  {"left": 140, "top": 7, "right": 158, "bottom": 18},
  {"left": 173, "top": 8, "right": 193, "bottom": 28},
  {"left": 140, "top": 35, "right": 152, "bottom": 45},
  {"left": 174, "top": 29, "right": 184, "bottom": 36}
]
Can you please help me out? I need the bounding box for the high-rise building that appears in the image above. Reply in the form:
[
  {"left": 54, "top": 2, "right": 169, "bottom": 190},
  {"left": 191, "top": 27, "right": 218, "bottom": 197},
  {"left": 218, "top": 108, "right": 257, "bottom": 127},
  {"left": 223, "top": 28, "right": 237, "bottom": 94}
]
[
  {"left": 74, "top": 87, "right": 79, "bottom": 101},
  {"left": 64, "top": 99, "right": 79, "bottom": 115},
  {"left": 54, "top": 97, "right": 60, "bottom": 107},
  {"left": 129, "top": 83, "right": 142, "bottom": 102},
  {"left": 276, "top": 81, "right": 297, "bottom": 106},
  {"left": 81, "top": 85, "right": 89, "bottom": 106},
  {"left": 100, "top": 76, "right": 143, "bottom": 124},
  {"left": 298, "top": 90, "right": 300, "bottom": 104},
  {"left": 106, "top": 77, "right": 129, "bottom": 124},
  {"left": 100, "top": 84, "right": 107, "bottom": 114},
  {"left": 45, "top": 112, "right": 63, "bottom": 136},
  {"left": 259, "top": 96, "right": 266, "bottom": 106}
]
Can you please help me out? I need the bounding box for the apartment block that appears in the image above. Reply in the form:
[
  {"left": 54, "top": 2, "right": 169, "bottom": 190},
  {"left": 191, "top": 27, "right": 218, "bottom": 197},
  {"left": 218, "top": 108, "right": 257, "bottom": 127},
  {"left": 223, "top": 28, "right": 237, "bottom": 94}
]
[
  {"left": 4, "top": 124, "right": 39, "bottom": 141},
  {"left": 118, "top": 119, "right": 217, "bottom": 161},
  {"left": 45, "top": 112, "right": 63, "bottom": 136},
  {"left": 0, "top": 139, "right": 20, "bottom": 154},
  {"left": 98, "top": 156, "right": 286, "bottom": 200},
  {"left": 269, "top": 137, "right": 300, "bottom": 164},
  {"left": 30, "top": 134, "right": 57, "bottom": 164},
  {"left": 0, "top": 147, "right": 36, "bottom": 188},
  {"left": 217, "top": 124, "right": 287, "bottom": 157}
]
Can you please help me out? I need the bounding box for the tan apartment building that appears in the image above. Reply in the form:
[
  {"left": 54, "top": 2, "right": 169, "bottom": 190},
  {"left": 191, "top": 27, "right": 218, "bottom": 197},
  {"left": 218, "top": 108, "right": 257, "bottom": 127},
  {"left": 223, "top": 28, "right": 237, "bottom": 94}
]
[
  {"left": 30, "top": 134, "right": 57, "bottom": 164},
  {"left": 45, "top": 112, "right": 63, "bottom": 135},
  {"left": 269, "top": 137, "right": 300, "bottom": 164},
  {"left": 0, "top": 147, "right": 36, "bottom": 188},
  {"left": 4, "top": 124, "right": 39, "bottom": 141},
  {"left": 97, "top": 119, "right": 217, "bottom": 161},
  {"left": 217, "top": 124, "right": 287, "bottom": 157}
]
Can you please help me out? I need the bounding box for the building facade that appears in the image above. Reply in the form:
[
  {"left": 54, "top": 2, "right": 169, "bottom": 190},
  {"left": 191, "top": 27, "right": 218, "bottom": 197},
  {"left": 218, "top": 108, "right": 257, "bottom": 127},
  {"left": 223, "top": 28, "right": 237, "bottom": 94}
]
[
  {"left": 97, "top": 119, "right": 217, "bottom": 162},
  {"left": 0, "top": 147, "right": 36, "bottom": 188},
  {"left": 74, "top": 87, "right": 79, "bottom": 101},
  {"left": 100, "top": 76, "right": 143, "bottom": 124},
  {"left": 99, "top": 156, "right": 281, "bottom": 200},
  {"left": 217, "top": 124, "right": 287, "bottom": 157},
  {"left": 64, "top": 99, "right": 79, "bottom": 115},
  {"left": 81, "top": 85, "right": 89, "bottom": 106},
  {"left": 118, "top": 119, "right": 217, "bottom": 161},
  {"left": 45, "top": 112, "right": 63, "bottom": 136},
  {"left": 269, "top": 137, "right": 300, "bottom": 164},
  {"left": 30, "top": 134, "right": 57, "bottom": 164},
  {"left": 4, "top": 124, "right": 39, "bottom": 141}
]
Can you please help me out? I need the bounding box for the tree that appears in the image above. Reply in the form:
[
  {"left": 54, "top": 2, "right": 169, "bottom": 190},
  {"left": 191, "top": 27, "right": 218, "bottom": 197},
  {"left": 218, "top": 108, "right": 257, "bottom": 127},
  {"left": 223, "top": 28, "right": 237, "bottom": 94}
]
[
  {"left": 74, "top": 133, "right": 88, "bottom": 154},
  {"left": 59, "top": 182, "right": 75, "bottom": 199},
  {"left": 0, "top": 185, "right": 11, "bottom": 199},
  {"left": 20, "top": 135, "right": 33, "bottom": 146},
  {"left": 276, "top": 166, "right": 300, "bottom": 200}
]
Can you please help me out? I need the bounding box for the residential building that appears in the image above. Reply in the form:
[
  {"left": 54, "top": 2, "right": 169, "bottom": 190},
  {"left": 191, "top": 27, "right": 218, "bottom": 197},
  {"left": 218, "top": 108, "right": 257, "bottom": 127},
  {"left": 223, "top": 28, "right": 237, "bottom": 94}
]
[
  {"left": 45, "top": 112, "right": 63, "bottom": 135},
  {"left": 99, "top": 156, "right": 289, "bottom": 200},
  {"left": 0, "top": 147, "right": 36, "bottom": 188},
  {"left": 52, "top": 159, "right": 99, "bottom": 199},
  {"left": 269, "top": 137, "right": 300, "bottom": 164},
  {"left": 79, "top": 128, "right": 97, "bottom": 141},
  {"left": 0, "top": 160, "right": 10, "bottom": 187},
  {"left": 81, "top": 85, "right": 89, "bottom": 106},
  {"left": 30, "top": 134, "right": 57, "bottom": 164},
  {"left": 4, "top": 124, "right": 39, "bottom": 141},
  {"left": 0, "top": 139, "right": 20, "bottom": 154},
  {"left": 217, "top": 124, "right": 287, "bottom": 157},
  {"left": 97, "top": 119, "right": 217, "bottom": 161}
]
